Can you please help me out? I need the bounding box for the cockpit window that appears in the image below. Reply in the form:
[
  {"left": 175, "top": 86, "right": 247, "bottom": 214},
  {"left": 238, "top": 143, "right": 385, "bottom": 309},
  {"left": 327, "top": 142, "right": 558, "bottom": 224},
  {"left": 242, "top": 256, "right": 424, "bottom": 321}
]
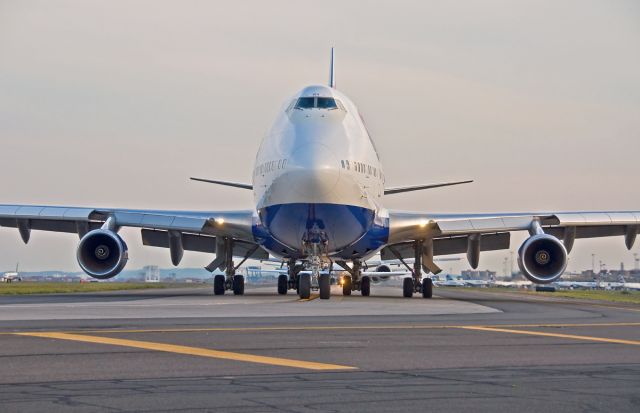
[
  {"left": 295, "top": 97, "right": 315, "bottom": 109},
  {"left": 294, "top": 97, "right": 341, "bottom": 110},
  {"left": 316, "top": 97, "right": 338, "bottom": 109}
]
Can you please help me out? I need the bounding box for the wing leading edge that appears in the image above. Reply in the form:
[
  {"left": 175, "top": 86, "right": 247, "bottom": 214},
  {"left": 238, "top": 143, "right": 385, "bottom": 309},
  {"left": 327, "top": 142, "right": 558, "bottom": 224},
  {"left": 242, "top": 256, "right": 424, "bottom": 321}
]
[
  {"left": 384, "top": 209, "right": 640, "bottom": 277},
  {"left": 0, "top": 204, "right": 265, "bottom": 274}
]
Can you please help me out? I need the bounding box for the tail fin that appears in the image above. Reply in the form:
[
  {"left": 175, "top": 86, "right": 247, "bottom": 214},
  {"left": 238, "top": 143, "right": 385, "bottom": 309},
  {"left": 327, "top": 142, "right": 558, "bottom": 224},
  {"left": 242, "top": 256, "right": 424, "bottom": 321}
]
[{"left": 329, "top": 47, "right": 335, "bottom": 88}]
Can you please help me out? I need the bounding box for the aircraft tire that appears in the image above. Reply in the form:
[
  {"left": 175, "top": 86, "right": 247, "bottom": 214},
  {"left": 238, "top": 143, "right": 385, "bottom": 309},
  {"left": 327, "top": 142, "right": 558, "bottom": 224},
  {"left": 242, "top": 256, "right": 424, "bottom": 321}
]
[
  {"left": 319, "top": 274, "right": 331, "bottom": 299},
  {"left": 342, "top": 275, "right": 352, "bottom": 296},
  {"left": 232, "top": 275, "right": 245, "bottom": 295},
  {"left": 402, "top": 277, "right": 413, "bottom": 298},
  {"left": 422, "top": 278, "right": 433, "bottom": 298},
  {"left": 214, "top": 274, "right": 225, "bottom": 295},
  {"left": 277, "top": 274, "right": 288, "bottom": 295},
  {"left": 299, "top": 273, "right": 311, "bottom": 299},
  {"left": 361, "top": 276, "right": 371, "bottom": 297}
]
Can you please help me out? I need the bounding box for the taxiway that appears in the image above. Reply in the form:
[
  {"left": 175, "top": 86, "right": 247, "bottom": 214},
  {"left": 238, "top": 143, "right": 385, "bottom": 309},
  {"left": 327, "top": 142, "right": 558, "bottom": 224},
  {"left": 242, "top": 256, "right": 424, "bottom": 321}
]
[{"left": 0, "top": 285, "right": 638, "bottom": 412}]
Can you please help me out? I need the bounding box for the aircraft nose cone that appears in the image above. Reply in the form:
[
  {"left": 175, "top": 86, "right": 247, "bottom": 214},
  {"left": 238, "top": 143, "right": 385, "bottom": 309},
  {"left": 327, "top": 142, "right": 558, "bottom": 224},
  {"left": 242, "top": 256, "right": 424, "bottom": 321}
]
[{"left": 285, "top": 143, "right": 341, "bottom": 199}]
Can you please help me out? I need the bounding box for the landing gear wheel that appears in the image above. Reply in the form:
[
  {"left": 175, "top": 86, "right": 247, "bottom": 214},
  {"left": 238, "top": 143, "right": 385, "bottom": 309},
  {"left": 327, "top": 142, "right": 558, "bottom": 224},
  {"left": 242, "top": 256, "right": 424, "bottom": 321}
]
[
  {"left": 213, "top": 274, "right": 225, "bottom": 296},
  {"left": 298, "top": 273, "right": 311, "bottom": 299},
  {"left": 422, "top": 278, "right": 433, "bottom": 298},
  {"left": 232, "top": 275, "right": 245, "bottom": 295},
  {"left": 319, "top": 274, "right": 331, "bottom": 299},
  {"left": 277, "top": 274, "right": 288, "bottom": 295},
  {"left": 361, "top": 276, "right": 371, "bottom": 297},
  {"left": 342, "top": 275, "right": 352, "bottom": 296},
  {"left": 402, "top": 277, "right": 414, "bottom": 298}
]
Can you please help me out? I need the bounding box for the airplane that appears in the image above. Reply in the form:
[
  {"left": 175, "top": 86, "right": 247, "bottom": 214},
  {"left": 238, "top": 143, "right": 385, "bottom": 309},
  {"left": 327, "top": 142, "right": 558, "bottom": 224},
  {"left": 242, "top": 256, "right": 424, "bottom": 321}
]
[
  {"left": 618, "top": 282, "right": 640, "bottom": 291},
  {"left": 430, "top": 273, "right": 491, "bottom": 288},
  {"left": 432, "top": 274, "right": 467, "bottom": 287},
  {"left": 491, "top": 280, "right": 533, "bottom": 288},
  {"left": 1, "top": 263, "right": 21, "bottom": 283},
  {"left": 1, "top": 49, "right": 639, "bottom": 300},
  {"left": 554, "top": 280, "right": 598, "bottom": 289},
  {"left": 463, "top": 278, "right": 491, "bottom": 287}
]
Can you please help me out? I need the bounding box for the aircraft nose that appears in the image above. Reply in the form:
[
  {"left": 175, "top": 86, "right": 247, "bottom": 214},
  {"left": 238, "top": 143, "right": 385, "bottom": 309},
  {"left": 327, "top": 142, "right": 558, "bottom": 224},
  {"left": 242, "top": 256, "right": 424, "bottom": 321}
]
[{"left": 284, "top": 143, "right": 341, "bottom": 199}]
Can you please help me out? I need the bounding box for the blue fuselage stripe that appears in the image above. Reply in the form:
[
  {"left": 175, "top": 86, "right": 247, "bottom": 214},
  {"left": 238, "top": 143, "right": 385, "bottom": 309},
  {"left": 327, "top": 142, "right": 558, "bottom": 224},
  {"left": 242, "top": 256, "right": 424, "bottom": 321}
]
[{"left": 253, "top": 203, "right": 389, "bottom": 259}]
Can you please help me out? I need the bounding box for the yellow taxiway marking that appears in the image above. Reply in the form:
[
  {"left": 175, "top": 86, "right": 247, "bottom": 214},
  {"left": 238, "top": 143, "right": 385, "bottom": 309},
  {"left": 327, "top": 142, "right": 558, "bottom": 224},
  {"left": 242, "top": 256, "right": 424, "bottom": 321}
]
[
  {"left": 3, "top": 322, "right": 640, "bottom": 336},
  {"left": 459, "top": 326, "right": 640, "bottom": 346},
  {"left": 14, "top": 332, "right": 356, "bottom": 371},
  {"left": 298, "top": 294, "right": 320, "bottom": 302}
]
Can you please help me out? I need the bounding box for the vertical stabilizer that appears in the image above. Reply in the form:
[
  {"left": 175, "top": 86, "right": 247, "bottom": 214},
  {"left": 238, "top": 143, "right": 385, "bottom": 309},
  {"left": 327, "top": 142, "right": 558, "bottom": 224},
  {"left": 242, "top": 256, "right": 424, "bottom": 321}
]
[{"left": 329, "top": 47, "right": 335, "bottom": 88}]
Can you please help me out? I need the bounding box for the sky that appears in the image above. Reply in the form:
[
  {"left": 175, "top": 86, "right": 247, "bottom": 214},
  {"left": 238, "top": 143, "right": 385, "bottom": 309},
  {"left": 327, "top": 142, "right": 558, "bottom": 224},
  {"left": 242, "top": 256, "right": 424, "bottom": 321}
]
[{"left": 1, "top": 0, "right": 639, "bottom": 274}]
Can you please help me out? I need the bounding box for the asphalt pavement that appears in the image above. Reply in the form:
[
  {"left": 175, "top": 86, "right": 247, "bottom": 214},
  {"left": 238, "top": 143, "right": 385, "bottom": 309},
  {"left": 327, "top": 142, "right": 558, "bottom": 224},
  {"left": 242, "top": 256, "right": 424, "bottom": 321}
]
[{"left": 0, "top": 285, "right": 638, "bottom": 412}]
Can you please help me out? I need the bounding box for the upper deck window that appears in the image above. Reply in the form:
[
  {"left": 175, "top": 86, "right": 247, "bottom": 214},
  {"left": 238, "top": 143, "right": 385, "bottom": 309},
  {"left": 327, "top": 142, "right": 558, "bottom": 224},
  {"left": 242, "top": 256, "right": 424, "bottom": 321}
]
[{"left": 294, "top": 97, "right": 341, "bottom": 110}]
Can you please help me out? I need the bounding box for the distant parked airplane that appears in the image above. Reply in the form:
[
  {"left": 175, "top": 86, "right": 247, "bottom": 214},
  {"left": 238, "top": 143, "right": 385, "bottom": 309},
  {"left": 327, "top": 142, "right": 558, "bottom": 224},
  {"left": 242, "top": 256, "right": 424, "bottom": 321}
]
[{"left": 1, "top": 263, "right": 21, "bottom": 283}]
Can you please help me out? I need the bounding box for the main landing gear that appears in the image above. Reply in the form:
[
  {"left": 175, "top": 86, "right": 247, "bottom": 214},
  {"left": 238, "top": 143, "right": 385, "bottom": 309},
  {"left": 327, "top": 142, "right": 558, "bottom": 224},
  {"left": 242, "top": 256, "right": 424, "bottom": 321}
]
[
  {"left": 213, "top": 273, "right": 245, "bottom": 296},
  {"left": 402, "top": 277, "right": 432, "bottom": 298},
  {"left": 210, "top": 237, "right": 246, "bottom": 296},
  {"left": 277, "top": 259, "right": 304, "bottom": 296},
  {"left": 275, "top": 257, "right": 325, "bottom": 300},
  {"left": 390, "top": 240, "right": 435, "bottom": 299},
  {"left": 335, "top": 260, "right": 370, "bottom": 297},
  {"left": 319, "top": 273, "right": 330, "bottom": 300}
]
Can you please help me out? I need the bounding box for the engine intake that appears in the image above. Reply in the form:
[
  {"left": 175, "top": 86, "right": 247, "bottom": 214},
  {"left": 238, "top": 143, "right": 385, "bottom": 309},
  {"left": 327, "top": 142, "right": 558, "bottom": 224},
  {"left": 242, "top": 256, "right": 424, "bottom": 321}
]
[
  {"left": 375, "top": 265, "right": 391, "bottom": 273},
  {"left": 517, "top": 234, "right": 567, "bottom": 284},
  {"left": 77, "top": 229, "right": 128, "bottom": 279}
]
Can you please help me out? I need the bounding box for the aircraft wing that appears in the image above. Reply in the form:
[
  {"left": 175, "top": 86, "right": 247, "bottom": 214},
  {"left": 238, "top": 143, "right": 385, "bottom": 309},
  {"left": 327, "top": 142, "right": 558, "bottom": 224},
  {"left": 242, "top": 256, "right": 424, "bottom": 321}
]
[
  {"left": 0, "top": 204, "right": 267, "bottom": 269},
  {"left": 383, "top": 210, "right": 640, "bottom": 273}
]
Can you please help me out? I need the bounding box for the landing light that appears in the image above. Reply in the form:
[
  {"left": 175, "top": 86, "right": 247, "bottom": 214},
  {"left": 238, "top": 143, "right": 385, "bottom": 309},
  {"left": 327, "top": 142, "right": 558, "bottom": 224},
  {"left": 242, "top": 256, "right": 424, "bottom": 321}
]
[{"left": 215, "top": 218, "right": 225, "bottom": 225}]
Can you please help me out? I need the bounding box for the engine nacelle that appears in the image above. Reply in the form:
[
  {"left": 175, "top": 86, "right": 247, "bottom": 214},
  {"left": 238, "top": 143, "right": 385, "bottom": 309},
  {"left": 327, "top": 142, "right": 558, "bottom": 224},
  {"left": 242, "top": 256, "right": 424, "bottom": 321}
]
[
  {"left": 77, "top": 229, "right": 128, "bottom": 279},
  {"left": 517, "top": 234, "right": 567, "bottom": 284},
  {"left": 376, "top": 265, "right": 391, "bottom": 273},
  {"left": 369, "top": 265, "right": 392, "bottom": 283}
]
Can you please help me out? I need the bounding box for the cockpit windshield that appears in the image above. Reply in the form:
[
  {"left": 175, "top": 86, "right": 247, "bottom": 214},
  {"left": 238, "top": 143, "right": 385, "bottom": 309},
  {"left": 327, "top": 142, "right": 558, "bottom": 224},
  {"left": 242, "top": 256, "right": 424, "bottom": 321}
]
[
  {"left": 316, "top": 97, "right": 338, "bottom": 109},
  {"left": 295, "top": 97, "right": 315, "bottom": 109},
  {"left": 294, "top": 97, "right": 340, "bottom": 110}
]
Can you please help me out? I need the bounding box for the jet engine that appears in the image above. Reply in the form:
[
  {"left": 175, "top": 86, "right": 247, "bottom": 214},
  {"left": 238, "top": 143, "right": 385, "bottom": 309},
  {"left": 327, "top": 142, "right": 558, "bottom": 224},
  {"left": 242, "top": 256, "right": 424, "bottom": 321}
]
[
  {"left": 517, "top": 234, "right": 567, "bottom": 284},
  {"left": 370, "top": 264, "right": 392, "bottom": 283},
  {"left": 77, "top": 229, "right": 128, "bottom": 279},
  {"left": 375, "top": 265, "right": 391, "bottom": 273}
]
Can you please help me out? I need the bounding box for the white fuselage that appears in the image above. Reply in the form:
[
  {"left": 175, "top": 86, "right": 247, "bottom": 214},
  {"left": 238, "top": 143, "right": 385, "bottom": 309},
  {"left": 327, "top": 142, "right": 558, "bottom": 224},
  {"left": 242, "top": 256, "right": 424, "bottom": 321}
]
[{"left": 251, "top": 85, "right": 389, "bottom": 258}]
